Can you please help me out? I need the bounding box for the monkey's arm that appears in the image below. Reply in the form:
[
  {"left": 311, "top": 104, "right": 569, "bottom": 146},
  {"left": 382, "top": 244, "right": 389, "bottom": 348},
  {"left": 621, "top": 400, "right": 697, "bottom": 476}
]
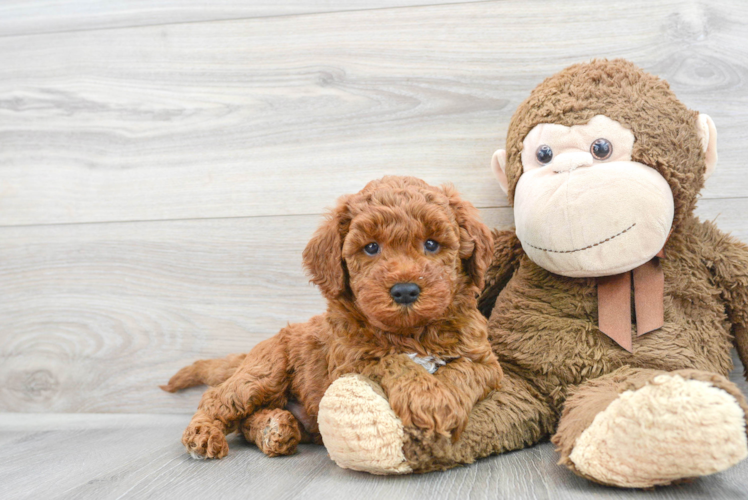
[
  {"left": 403, "top": 366, "right": 556, "bottom": 472},
  {"left": 703, "top": 221, "right": 748, "bottom": 378},
  {"left": 319, "top": 362, "right": 555, "bottom": 474},
  {"left": 477, "top": 229, "right": 524, "bottom": 318}
]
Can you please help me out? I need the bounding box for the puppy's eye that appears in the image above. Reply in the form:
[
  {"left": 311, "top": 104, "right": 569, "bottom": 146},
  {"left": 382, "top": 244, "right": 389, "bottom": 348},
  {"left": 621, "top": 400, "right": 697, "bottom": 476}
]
[
  {"left": 363, "top": 242, "right": 380, "bottom": 256},
  {"left": 424, "top": 239, "right": 440, "bottom": 253},
  {"left": 591, "top": 138, "right": 613, "bottom": 160},
  {"left": 536, "top": 145, "right": 553, "bottom": 164}
]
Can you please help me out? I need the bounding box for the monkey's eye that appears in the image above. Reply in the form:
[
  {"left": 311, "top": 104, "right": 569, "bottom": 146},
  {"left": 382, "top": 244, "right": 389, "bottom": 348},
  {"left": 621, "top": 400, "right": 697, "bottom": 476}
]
[
  {"left": 424, "top": 239, "right": 440, "bottom": 253},
  {"left": 591, "top": 138, "right": 613, "bottom": 160},
  {"left": 363, "top": 242, "right": 380, "bottom": 256},
  {"left": 535, "top": 145, "right": 553, "bottom": 164}
]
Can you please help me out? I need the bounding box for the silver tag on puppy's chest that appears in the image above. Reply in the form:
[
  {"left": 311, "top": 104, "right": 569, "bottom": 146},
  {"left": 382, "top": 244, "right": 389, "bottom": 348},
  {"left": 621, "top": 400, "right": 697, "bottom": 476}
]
[{"left": 406, "top": 353, "right": 447, "bottom": 374}]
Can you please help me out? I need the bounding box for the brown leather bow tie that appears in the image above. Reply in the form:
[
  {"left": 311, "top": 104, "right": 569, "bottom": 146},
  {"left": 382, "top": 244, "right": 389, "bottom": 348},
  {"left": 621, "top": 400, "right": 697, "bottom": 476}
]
[{"left": 597, "top": 246, "right": 666, "bottom": 352}]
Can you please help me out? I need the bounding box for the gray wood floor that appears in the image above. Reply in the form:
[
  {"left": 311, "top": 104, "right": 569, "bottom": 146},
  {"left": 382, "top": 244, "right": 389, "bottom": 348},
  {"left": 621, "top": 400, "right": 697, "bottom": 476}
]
[
  {"left": 1, "top": 354, "right": 746, "bottom": 500},
  {"left": 3, "top": 397, "right": 748, "bottom": 500},
  {"left": 2, "top": 0, "right": 748, "bottom": 498}
]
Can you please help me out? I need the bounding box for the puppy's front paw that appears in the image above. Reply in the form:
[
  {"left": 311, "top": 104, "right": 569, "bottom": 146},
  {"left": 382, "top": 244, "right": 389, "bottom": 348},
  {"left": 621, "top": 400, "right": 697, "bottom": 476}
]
[
  {"left": 390, "top": 387, "right": 468, "bottom": 440},
  {"left": 182, "top": 422, "right": 229, "bottom": 459},
  {"left": 443, "top": 402, "right": 470, "bottom": 442}
]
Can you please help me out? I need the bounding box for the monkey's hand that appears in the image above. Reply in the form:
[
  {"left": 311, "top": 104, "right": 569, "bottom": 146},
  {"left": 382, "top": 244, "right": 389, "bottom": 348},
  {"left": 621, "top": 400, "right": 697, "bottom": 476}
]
[{"left": 478, "top": 228, "right": 524, "bottom": 318}]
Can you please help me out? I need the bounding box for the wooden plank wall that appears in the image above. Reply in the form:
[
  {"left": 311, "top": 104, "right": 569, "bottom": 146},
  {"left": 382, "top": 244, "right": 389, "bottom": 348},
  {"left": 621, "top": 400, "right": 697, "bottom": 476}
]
[{"left": 1, "top": 0, "right": 746, "bottom": 413}]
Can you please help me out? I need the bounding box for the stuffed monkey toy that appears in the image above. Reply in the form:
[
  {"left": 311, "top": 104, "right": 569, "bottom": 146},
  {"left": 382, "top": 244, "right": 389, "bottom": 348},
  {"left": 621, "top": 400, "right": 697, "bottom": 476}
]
[{"left": 317, "top": 59, "right": 748, "bottom": 488}]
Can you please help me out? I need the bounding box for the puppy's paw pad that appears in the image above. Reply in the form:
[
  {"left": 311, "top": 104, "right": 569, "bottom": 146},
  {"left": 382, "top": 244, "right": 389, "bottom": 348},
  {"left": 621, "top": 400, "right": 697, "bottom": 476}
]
[
  {"left": 569, "top": 375, "right": 748, "bottom": 488},
  {"left": 182, "top": 425, "right": 228, "bottom": 459},
  {"left": 318, "top": 374, "right": 411, "bottom": 475},
  {"left": 251, "top": 413, "right": 301, "bottom": 457}
]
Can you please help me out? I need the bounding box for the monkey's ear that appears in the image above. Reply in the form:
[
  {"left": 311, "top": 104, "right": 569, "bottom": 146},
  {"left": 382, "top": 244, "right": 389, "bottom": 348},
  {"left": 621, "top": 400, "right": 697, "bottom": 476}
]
[
  {"left": 302, "top": 200, "right": 349, "bottom": 300},
  {"left": 448, "top": 192, "right": 494, "bottom": 290},
  {"left": 491, "top": 149, "right": 509, "bottom": 195},
  {"left": 697, "top": 114, "right": 718, "bottom": 181}
]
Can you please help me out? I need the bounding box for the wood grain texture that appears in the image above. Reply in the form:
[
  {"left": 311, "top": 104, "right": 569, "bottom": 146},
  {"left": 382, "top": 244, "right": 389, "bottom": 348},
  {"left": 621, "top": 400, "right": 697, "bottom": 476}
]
[
  {"left": 1, "top": 406, "right": 748, "bottom": 500},
  {"left": 0, "top": 0, "right": 493, "bottom": 37},
  {"left": 2, "top": 2, "right": 748, "bottom": 497},
  {"left": 0, "top": 207, "right": 511, "bottom": 413},
  {"left": 0, "top": 0, "right": 746, "bottom": 226},
  {"left": 1, "top": 199, "right": 745, "bottom": 413}
]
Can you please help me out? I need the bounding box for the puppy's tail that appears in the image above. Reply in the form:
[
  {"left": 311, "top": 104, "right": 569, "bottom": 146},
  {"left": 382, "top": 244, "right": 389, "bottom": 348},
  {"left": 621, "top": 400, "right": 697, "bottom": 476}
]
[{"left": 160, "top": 353, "right": 247, "bottom": 392}]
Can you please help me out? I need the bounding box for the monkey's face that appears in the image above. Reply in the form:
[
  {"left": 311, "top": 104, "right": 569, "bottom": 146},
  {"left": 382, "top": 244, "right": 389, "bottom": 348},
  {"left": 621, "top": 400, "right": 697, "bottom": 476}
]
[{"left": 501, "top": 115, "right": 675, "bottom": 277}]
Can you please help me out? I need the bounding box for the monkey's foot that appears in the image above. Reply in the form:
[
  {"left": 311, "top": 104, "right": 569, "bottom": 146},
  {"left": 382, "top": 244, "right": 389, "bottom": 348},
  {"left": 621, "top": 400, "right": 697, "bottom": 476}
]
[
  {"left": 569, "top": 374, "right": 748, "bottom": 488},
  {"left": 318, "top": 374, "right": 411, "bottom": 475}
]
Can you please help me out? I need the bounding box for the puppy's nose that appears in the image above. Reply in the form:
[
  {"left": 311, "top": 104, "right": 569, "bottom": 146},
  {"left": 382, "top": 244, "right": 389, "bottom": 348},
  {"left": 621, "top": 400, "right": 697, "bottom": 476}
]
[{"left": 390, "top": 283, "right": 420, "bottom": 305}]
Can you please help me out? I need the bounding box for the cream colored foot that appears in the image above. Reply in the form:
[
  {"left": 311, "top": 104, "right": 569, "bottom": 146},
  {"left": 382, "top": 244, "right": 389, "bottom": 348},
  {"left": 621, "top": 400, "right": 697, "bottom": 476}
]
[
  {"left": 569, "top": 374, "right": 748, "bottom": 488},
  {"left": 318, "top": 374, "right": 411, "bottom": 475}
]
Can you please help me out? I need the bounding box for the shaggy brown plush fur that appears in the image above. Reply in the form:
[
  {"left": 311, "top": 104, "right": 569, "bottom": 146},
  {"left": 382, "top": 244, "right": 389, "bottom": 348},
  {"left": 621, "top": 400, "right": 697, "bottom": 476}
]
[
  {"left": 403, "top": 218, "right": 748, "bottom": 476},
  {"left": 161, "top": 176, "right": 502, "bottom": 458},
  {"left": 333, "top": 60, "right": 748, "bottom": 482},
  {"left": 502, "top": 59, "right": 706, "bottom": 228}
]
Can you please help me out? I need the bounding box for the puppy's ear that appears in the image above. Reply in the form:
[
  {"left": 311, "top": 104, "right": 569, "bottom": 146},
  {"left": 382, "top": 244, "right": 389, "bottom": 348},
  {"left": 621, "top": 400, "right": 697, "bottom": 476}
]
[
  {"left": 303, "top": 197, "right": 350, "bottom": 300},
  {"left": 446, "top": 187, "right": 494, "bottom": 290}
]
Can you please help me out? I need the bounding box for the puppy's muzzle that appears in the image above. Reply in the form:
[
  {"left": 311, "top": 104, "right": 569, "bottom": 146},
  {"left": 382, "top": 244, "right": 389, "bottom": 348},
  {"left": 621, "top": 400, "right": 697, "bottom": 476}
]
[{"left": 390, "top": 283, "right": 420, "bottom": 305}]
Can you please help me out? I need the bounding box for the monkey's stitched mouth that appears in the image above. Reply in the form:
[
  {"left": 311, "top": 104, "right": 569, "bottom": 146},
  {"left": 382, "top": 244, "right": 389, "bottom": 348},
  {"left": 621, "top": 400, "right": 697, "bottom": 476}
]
[{"left": 524, "top": 223, "right": 636, "bottom": 254}]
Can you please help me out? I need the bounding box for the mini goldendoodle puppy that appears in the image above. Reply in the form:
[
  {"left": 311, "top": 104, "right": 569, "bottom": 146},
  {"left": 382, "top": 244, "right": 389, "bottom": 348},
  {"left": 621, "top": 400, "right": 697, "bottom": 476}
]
[{"left": 161, "top": 176, "right": 502, "bottom": 461}]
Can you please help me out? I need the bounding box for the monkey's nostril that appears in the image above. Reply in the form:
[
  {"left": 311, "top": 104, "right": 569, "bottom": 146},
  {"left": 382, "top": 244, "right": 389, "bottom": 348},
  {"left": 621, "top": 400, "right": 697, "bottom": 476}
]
[{"left": 390, "top": 283, "right": 421, "bottom": 305}]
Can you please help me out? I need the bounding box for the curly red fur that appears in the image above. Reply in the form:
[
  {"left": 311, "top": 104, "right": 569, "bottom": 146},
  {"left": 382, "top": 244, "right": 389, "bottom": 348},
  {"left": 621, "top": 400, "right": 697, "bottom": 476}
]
[{"left": 163, "top": 176, "right": 502, "bottom": 458}]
